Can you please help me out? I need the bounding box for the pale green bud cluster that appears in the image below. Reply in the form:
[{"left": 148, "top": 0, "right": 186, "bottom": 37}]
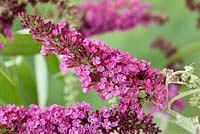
[
  {"left": 64, "top": 70, "right": 81, "bottom": 106},
  {"left": 181, "top": 66, "right": 200, "bottom": 88},
  {"left": 164, "top": 65, "right": 200, "bottom": 88},
  {"left": 189, "top": 93, "right": 200, "bottom": 109}
]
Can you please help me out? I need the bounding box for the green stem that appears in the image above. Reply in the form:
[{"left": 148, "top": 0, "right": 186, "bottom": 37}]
[
  {"left": 169, "top": 88, "right": 200, "bottom": 108},
  {"left": 165, "top": 88, "right": 200, "bottom": 134},
  {"left": 171, "top": 70, "right": 185, "bottom": 76},
  {"left": 168, "top": 81, "right": 189, "bottom": 86},
  {"left": 165, "top": 70, "right": 185, "bottom": 85}
]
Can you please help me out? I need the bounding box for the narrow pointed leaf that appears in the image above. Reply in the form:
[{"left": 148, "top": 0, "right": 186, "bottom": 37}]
[
  {"left": 0, "top": 71, "right": 22, "bottom": 105},
  {"left": 0, "top": 57, "right": 14, "bottom": 85},
  {"left": 9, "top": 58, "right": 38, "bottom": 107},
  {"left": 45, "top": 55, "right": 66, "bottom": 106}
]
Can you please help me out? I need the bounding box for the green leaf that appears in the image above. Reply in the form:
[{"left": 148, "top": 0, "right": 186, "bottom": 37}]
[
  {"left": 153, "top": 113, "right": 169, "bottom": 133},
  {"left": 34, "top": 55, "right": 48, "bottom": 107},
  {"left": 173, "top": 114, "right": 200, "bottom": 134},
  {"left": 0, "top": 68, "right": 22, "bottom": 105},
  {"left": 0, "top": 57, "right": 14, "bottom": 85},
  {"left": 16, "top": 58, "right": 38, "bottom": 105},
  {"left": 0, "top": 34, "right": 42, "bottom": 56},
  {"left": 45, "top": 55, "right": 65, "bottom": 106},
  {"left": 0, "top": 73, "right": 22, "bottom": 106},
  {"left": 167, "top": 42, "right": 200, "bottom": 64},
  {"left": 9, "top": 57, "right": 38, "bottom": 107}
]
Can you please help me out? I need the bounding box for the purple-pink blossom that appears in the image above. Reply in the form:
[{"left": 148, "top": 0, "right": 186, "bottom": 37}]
[
  {"left": 19, "top": 14, "right": 168, "bottom": 114},
  {"left": 78, "top": 0, "right": 168, "bottom": 37},
  {"left": 0, "top": 0, "right": 26, "bottom": 40},
  {"left": 0, "top": 102, "right": 161, "bottom": 134},
  {"left": 0, "top": 0, "right": 58, "bottom": 41},
  {"left": 1, "top": 0, "right": 167, "bottom": 44}
]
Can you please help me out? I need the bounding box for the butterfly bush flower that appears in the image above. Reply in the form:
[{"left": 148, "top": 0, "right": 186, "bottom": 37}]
[
  {"left": 0, "top": 0, "right": 27, "bottom": 40},
  {"left": 150, "top": 37, "right": 185, "bottom": 112},
  {"left": 0, "top": 102, "right": 161, "bottom": 134},
  {"left": 0, "top": 0, "right": 59, "bottom": 42},
  {"left": 78, "top": 0, "right": 168, "bottom": 37},
  {"left": 19, "top": 13, "right": 167, "bottom": 118},
  {"left": 0, "top": 0, "right": 167, "bottom": 44},
  {"left": 20, "top": 12, "right": 166, "bottom": 131},
  {"left": 20, "top": 13, "right": 167, "bottom": 108}
]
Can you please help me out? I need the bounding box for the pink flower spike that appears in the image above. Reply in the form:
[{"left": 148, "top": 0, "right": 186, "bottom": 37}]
[{"left": 19, "top": 14, "right": 168, "bottom": 116}]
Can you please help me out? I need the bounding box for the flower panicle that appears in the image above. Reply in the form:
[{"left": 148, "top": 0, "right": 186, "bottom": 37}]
[
  {"left": 0, "top": 0, "right": 51, "bottom": 38},
  {"left": 19, "top": 13, "right": 168, "bottom": 114},
  {"left": 0, "top": 102, "right": 161, "bottom": 134},
  {"left": 78, "top": 0, "right": 168, "bottom": 37},
  {"left": 0, "top": 0, "right": 60, "bottom": 42},
  {"left": 1, "top": 0, "right": 168, "bottom": 43},
  {"left": 0, "top": 0, "right": 27, "bottom": 40}
]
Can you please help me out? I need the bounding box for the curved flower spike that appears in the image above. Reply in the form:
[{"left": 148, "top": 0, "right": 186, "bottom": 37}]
[{"left": 19, "top": 13, "right": 168, "bottom": 118}]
